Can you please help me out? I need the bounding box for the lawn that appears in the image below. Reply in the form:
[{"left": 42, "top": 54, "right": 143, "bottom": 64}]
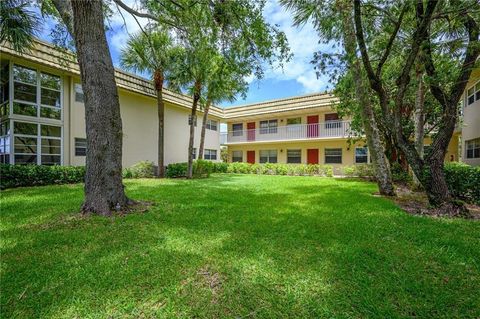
[{"left": 1, "top": 174, "right": 479, "bottom": 318}]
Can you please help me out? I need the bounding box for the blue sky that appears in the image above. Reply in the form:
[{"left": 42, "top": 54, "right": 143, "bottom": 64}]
[{"left": 36, "top": 0, "right": 333, "bottom": 107}]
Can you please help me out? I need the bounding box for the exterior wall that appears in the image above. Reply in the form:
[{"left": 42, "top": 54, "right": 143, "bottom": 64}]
[
  {"left": 423, "top": 134, "right": 460, "bottom": 163},
  {"left": 461, "top": 70, "right": 480, "bottom": 166},
  {"left": 227, "top": 139, "right": 368, "bottom": 175}
]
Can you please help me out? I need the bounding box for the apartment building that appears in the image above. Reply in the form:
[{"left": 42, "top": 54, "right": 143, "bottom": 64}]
[
  {"left": 0, "top": 39, "right": 222, "bottom": 167},
  {"left": 222, "top": 93, "right": 461, "bottom": 171},
  {"left": 462, "top": 69, "right": 480, "bottom": 166}
]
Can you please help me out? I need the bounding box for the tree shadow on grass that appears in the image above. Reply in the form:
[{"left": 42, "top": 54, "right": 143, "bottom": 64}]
[{"left": 1, "top": 175, "right": 479, "bottom": 318}]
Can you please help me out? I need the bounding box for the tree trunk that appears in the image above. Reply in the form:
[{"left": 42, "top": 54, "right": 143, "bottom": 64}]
[
  {"left": 198, "top": 99, "right": 211, "bottom": 160},
  {"left": 340, "top": 1, "right": 395, "bottom": 196},
  {"left": 70, "top": 0, "right": 130, "bottom": 215},
  {"left": 187, "top": 80, "right": 202, "bottom": 179},
  {"left": 412, "top": 65, "right": 425, "bottom": 188},
  {"left": 154, "top": 70, "right": 165, "bottom": 177}
]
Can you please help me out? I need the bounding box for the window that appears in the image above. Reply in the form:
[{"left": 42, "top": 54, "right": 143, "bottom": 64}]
[
  {"left": 188, "top": 114, "right": 197, "bottom": 126},
  {"left": 325, "top": 113, "right": 341, "bottom": 129},
  {"left": 204, "top": 149, "right": 217, "bottom": 160},
  {"left": 206, "top": 119, "right": 217, "bottom": 131},
  {"left": 232, "top": 150, "right": 243, "bottom": 162},
  {"left": 75, "top": 138, "right": 87, "bottom": 156},
  {"left": 466, "top": 81, "right": 480, "bottom": 106},
  {"left": 287, "top": 149, "right": 301, "bottom": 163},
  {"left": 232, "top": 123, "right": 243, "bottom": 136},
  {"left": 12, "top": 121, "right": 61, "bottom": 165},
  {"left": 466, "top": 138, "right": 480, "bottom": 159},
  {"left": 355, "top": 147, "right": 368, "bottom": 163},
  {"left": 192, "top": 147, "right": 197, "bottom": 159},
  {"left": 74, "top": 83, "right": 84, "bottom": 103},
  {"left": 260, "top": 120, "right": 278, "bottom": 134},
  {"left": 0, "top": 121, "right": 10, "bottom": 164},
  {"left": 0, "top": 63, "right": 9, "bottom": 117},
  {"left": 12, "top": 64, "right": 62, "bottom": 120},
  {"left": 325, "top": 148, "right": 342, "bottom": 164},
  {"left": 259, "top": 150, "right": 277, "bottom": 163}
]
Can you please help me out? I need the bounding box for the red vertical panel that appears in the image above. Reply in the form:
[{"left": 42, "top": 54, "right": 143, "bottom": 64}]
[
  {"left": 307, "top": 149, "right": 319, "bottom": 164},
  {"left": 307, "top": 115, "right": 319, "bottom": 138},
  {"left": 247, "top": 122, "right": 256, "bottom": 141},
  {"left": 247, "top": 150, "right": 255, "bottom": 164}
]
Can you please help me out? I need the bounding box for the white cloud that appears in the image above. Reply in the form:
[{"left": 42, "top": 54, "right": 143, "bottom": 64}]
[{"left": 262, "top": 0, "right": 333, "bottom": 93}]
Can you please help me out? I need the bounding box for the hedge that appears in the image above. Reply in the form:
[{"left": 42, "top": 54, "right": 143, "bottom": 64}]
[
  {"left": 225, "top": 162, "right": 334, "bottom": 177},
  {"left": 443, "top": 162, "right": 480, "bottom": 205},
  {"left": 165, "top": 160, "right": 217, "bottom": 178},
  {"left": 0, "top": 164, "right": 85, "bottom": 189},
  {"left": 123, "top": 161, "right": 155, "bottom": 178}
]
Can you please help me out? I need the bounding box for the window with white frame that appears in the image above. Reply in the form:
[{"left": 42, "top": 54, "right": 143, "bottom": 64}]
[
  {"left": 206, "top": 119, "right": 217, "bottom": 131},
  {"left": 188, "top": 114, "right": 197, "bottom": 126},
  {"left": 0, "top": 62, "right": 9, "bottom": 117},
  {"left": 204, "top": 149, "right": 217, "bottom": 160},
  {"left": 192, "top": 147, "right": 197, "bottom": 159},
  {"left": 259, "top": 150, "right": 277, "bottom": 163},
  {"left": 355, "top": 147, "right": 368, "bottom": 163},
  {"left": 232, "top": 123, "right": 243, "bottom": 136},
  {"left": 260, "top": 119, "right": 278, "bottom": 134},
  {"left": 75, "top": 138, "right": 87, "bottom": 156},
  {"left": 0, "top": 121, "right": 10, "bottom": 164},
  {"left": 12, "top": 65, "right": 62, "bottom": 120},
  {"left": 13, "top": 121, "right": 61, "bottom": 165},
  {"left": 325, "top": 148, "right": 342, "bottom": 164},
  {"left": 287, "top": 149, "right": 301, "bottom": 163},
  {"left": 74, "top": 83, "right": 84, "bottom": 103},
  {"left": 232, "top": 150, "right": 243, "bottom": 162},
  {"left": 466, "top": 81, "right": 480, "bottom": 106},
  {"left": 466, "top": 138, "right": 480, "bottom": 159}
]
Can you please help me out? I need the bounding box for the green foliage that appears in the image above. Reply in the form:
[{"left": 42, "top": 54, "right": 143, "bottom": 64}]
[
  {"left": 391, "top": 162, "right": 413, "bottom": 184},
  {"left": 224, "top": 162, "right": 333, "bottom": 177},
  {"left": 212, "top": 162, "right": 228, "bottom": 173},
  {"left": 165, "top": 162, "right": 188, "bottom": 178},
  {"left": 443, "top": 163, "right": 480, "bottom": 205},
  {"left": 193, "top": 159, "right": 214, "bottom": 178},
  {"left": 342, "top": 164, "right": 376, "bottom": 179},
  {"left": 124, "top": 161, "right": 155, "bottom": 179},
  {"left": 0, "top": 164, "right": 85, "bottom": 189},
  {"left": 166, "top": 160, "right": 218, "bottom": 178}
]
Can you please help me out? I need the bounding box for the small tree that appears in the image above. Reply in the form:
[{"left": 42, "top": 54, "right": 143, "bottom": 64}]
[{"left": 121, "top": 29, "right": 182, "bottom": 177}]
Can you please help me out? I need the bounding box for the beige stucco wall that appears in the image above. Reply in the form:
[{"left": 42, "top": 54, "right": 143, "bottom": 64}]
[
  {"left": 68, "top": 78, "right": 221, "bottom": 167},
  {"left": 461, "top": 70, "right": 480, "bottom": 166}
]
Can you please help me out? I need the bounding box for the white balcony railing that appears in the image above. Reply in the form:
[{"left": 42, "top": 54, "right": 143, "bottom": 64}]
[{"left": 221, "top": 121, "right": 351, "bottom": 144}]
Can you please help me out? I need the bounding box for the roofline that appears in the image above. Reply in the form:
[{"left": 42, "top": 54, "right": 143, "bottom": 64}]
[{"left": 224, "top": 91, "right": 333, "bottom": 110}]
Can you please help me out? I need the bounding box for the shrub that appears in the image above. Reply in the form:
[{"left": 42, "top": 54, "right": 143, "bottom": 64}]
[
  {"left": 391, "top": 162, "right": 412, "bottom": 183},
  {"left": 443, "top": 162, "right": 480, "bottom": 205},
  {"left": 193, "top": 160, "right": 214, "bottom": 178},
  {"left": 213, "top": 162, "right": 228, "bottom": 173},
  {"left": 342, "top": 164, "right": 375, "bottom": 179},
  {"left": 166, "top": 162, "right": 188, "bottom": 178},
  {"left": 128, "top": 161, "right": 155, "bottom": 178},
  {"left": 0, "top": 164, "right": 85, "bottom": 189}
]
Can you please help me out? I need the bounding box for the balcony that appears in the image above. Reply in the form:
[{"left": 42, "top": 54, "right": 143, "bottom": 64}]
[{"left": 221, "top": 121, "right": 352, "bottom": 144}]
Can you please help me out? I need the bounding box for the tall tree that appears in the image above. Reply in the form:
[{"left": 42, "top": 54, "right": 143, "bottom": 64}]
[
  {"left": 121, "top": 30, "right": 181, "bottom": 177},
  {"left": 353, "top": 0, "right": 480, "bottom": 213},
  {"left": 280, "top": 0, "right": 395, "bottom": 196}
]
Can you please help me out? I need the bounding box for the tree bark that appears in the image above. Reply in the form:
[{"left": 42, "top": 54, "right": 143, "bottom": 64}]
[
  {"left": 412, "top": 65, "right": 425, "bottom": 188},
  {"left": 70, "top": 0, "right": 130, "bottom": 215},
  {"left": 187, "top": 80, "right": 202, "bottom": 179},
  {"left": 198, "top": 98, "right": 211, "bottom": 160},
  {"left": 154, "top": 69, "right": 165, "bottom": 177},
  {"left": 339, "top": 0, "right": 395, "bottom": 196}
]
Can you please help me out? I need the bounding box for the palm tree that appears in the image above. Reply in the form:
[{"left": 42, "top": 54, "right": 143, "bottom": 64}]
[
  {"left": 0, "top": 0, "right": 40, "bottom": 52},
  {"left": 121, "top": 30, "right": 180, "bottom": 177}
]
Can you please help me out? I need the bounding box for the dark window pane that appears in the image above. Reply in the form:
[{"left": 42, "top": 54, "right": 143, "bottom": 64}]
[
  {"left": 41, "top": 125, "right": 61, "bottom": 137},
  {"left": 0, "top": 154, "right": 10, "bottom": 164},
  {"left": 14, "top": 82, "right": 37, "bottom": 103},
  {"left": 41, "top": 138, "right": 61, "bottom": 155},
  {"left": 14, "top": 122, "right": 37, "bottom": 135},
  {"left": 75, "top": 138, "right": 87, "bottom": 156},
  {"left": 40, "top": 72, "right": 60, "bottom": 90},
  {"left": 0, "top": 103, "right": 8, "bottom": 117},
  {"left": 41, "top": 155, "right": 61, "bottom": 165},
  {"left": 0, "top": 121, "right": 10, "bottom": 136},
  {"left": 287, "top": 149, "right": 301, "bottom": 163},
  {"left": 232, "top": 123, "right": 243, "bottom": 136},
  {"left": 14, "top": 136, "right": 37, "bottom": 153},
  {"left": 468, "top": 95, "right": 475, "bottom": 105},
  {"left": 75, "top": 83, "right": 84, "bottom": 103},
  {"left": 41, "top": 88, "right": 61, "bottom": 107},
  {"left": 0, "top": 64, "right": 9, "bottom": 104},
  {"left": 14, "top": 154, "right": 37, "bottom": 164},
  {"left": 13, "top": 102, "right": 37, "bottom": 117},
  {"left": 13, "top": 65, "right": 36, "bottom": 84},
  {"left": 40, "top": 106, "right": 61, "bottom": 119}
]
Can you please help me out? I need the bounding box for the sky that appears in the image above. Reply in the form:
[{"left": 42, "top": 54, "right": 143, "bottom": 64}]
[{"left": 36, "top": 0, "right": 334, "bottom": 108}]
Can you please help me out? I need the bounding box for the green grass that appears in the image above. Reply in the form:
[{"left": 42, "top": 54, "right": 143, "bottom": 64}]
[{"left": 1, "top": 175, "right": 479, "bottom": 318}]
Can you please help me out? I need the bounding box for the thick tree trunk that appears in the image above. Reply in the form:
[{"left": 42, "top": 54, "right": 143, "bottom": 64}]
[
  {"left": 70, "top": 0, "right": 130, "bottom": 215},
  {"left": 412, "top": 66, "right": 425, "bottom": 188},
  {"left": 187, "top": 81, "right": 202, "bottom": 179},
  {"left": 340, "top": 1, "right": 395, "bottom": 196},
  {"left": 154, "top": 70, "right": 165, "bottom": 177},
  {"left": 198, "top": 99, "right": 211, "bottom": 160}
]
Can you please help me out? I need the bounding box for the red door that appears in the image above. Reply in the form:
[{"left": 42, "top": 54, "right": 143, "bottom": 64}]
[
  {"left": 307, "top": 149, "right": 319, "bottom": 164},
  {"left": 307, "top": 115, "right": 319, "bottom": 138},
  {"left": 247, "top": 122, "right": 256, "bottom": 141},
  {"left": 247, "top": 150, "right": 255, "bottom": 164}
]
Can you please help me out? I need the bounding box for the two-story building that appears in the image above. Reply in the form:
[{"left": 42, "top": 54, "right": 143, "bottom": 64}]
[{"left": 462, "top": 69, "right": 480, "bottom": 166}]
